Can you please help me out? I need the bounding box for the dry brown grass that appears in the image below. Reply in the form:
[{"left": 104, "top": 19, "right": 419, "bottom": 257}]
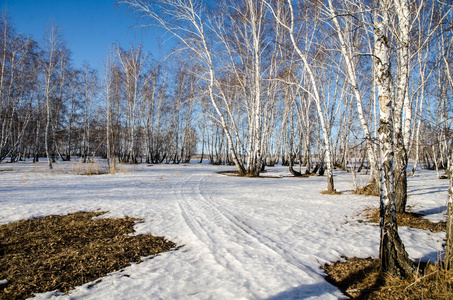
[
  {"left": 323, "top": 257, "right": 453, "bottom": 299},
  {"left": 332, "top": 206, "right": 451, "bottom": 298},
  {"left": 320, "top": 189, "right": 343, "bottom": 195},
  {"left": 116, "top": 164, "right": 130, "bottom": 174},
  {"left": 116, "top": 163, "right": 144, "bottom": 174},
  {"left": 0, "top": 212, "right": 177, "bottom": 300},
  {"left": 216, "top": 170, "right": 282, "bottom": 178},
  {"left": 358, "top": 207, "right": 446, "bottom": 232},
  {"left": 216, "top": 170, "right": 309, "bottom": 179},
  {"left": 353, "top": 181, "right": 380, "bottom": 196},
  {"left": 70, "top": 161, "right": 109, "bottom": 175}
]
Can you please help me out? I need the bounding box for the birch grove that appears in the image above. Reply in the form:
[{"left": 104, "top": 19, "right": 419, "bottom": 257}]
[
  {"left": 0, "top": 1, "right": 450, "bottom": 180},
  {"left": 1, "top": 0, "right": 453, "bottom": 280}
]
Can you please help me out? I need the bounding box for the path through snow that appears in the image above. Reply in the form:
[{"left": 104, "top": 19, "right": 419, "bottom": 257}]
[{"left": 0, "top": 161, "right": 448, "bottom": 299}]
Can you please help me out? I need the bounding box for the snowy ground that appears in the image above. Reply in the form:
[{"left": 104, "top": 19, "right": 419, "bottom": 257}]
[{"left": 0, "top": 160, "right": 448, "bottom": 299}]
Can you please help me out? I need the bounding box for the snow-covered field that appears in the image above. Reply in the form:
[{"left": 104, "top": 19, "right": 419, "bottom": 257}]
[{"left": 0, "top": 160, "right": 448, "bottom": 299}]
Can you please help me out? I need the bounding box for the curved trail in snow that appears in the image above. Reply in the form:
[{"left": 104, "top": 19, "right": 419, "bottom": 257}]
[
  {"left": 172, "top": 173, "right": 332, "bottom": 298},
  {"left": 0, "top": 162, "right": 446, "bottom": 299}
]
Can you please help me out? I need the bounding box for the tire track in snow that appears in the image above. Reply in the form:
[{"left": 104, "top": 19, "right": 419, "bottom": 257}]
[
  {"left": 194, "top": 176, "right": 321, "bottom": 277},
  {"left": 174, "top": 174, "right": 252, "bottom": 279},
  {"left": 173, "top": 173, "right": 320, "bottom": 287},
  {"left": 176, "top": 178, "right": 217, "bottom": 246}
]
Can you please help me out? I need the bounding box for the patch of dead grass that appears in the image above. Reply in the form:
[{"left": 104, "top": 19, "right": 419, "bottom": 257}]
[
  {"left": 353, "top": 181, "right": 380, "bottom": 196},
  {"left": 216, "top": 170, "right": 282, "bottom": 178},
  {"left": 216, "top": 169, "right": 312, "bottom": 179},
  {"left": 358, "top": 207, "right": 446, "bottom": 232},
  {"left": 320, "top": 189, "right": 343, "bottom": 195},
  {"left": 323, "top": 257, "right": 453, "bottom": 299},
  {"left": 0, "top": 212, "right": 177, "bottom": 300},
  {"left": 216, "top": 170, "right": 239, "bottom": 176},
  {"left": 69, "top": 161, "right": 109, "bottom": 175}
]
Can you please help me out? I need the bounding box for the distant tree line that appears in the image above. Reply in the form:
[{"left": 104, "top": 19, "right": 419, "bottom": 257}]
[{"left": 0, "top": 14, "right": 198, "bottom": 168}]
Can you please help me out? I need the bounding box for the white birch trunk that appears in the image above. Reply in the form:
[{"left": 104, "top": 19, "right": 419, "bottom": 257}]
[
  {"left": 375, "top": 2, "right": 414, "bottom": 277},
  {"left": 327, "top": 0, "right": 379, "bottom": 183},
  {"left": 446, "top": 150, "right": 453, "bottom": 269},
  {"left": 393, "top": 0, "right": 411, "bottom": 213},
  {"left": 43, "top": 24, "right": 62, "bottom": 170},
  {"left": 267, "top": 0, "right": 335, "bottom": 190}
]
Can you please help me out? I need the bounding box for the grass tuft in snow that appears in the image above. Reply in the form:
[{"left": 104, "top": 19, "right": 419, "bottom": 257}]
[
  {"left": 358, "top": 207, "right": 446, "bottom": 232},
  {"left": 323, "top": 256, "right": 453, "bottom": 299},
  {"left": 70, "top": 160, "right": 109, "bottom": 175},
  {"left": 0, "top": 212, "right": 177, "bottom": 300},
  {"left": 320, "top": 189, "right": 343, "bottom": 195},
  {"left": 352, "top": 180, "right": 380, "bottom": 196}
]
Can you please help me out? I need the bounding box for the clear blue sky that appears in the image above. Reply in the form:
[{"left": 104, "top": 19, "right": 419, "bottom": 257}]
[{"left": 1, "top": 0, "right": 167, "bottom": 70}]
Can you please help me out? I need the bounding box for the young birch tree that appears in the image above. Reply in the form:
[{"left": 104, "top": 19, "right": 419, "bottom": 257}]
[
  {"left": 394, "top": 0, "right": 451, "bottom": 211},
  {"left": 408, "top": 4, "right": 437, "bottom": 176},
  {"left": 116, "top": 44, "right": 148, "bottom": 164},
  {"left": 266, "top": 0, "right": 336, "bottom": 191},
  {"left": 104, "top": 49, "right": 117, "bottom": 173},
  {"left": 80, "top": 62, "right": 98, "bottom": 163},
  {"left": 42, "top": 23, "right": 65, "bottom": 169},
  {"left": 324, "top": 0, "right": 379, "bottom": 184}
]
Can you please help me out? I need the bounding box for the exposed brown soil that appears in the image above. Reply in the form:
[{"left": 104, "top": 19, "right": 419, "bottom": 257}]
[
  {"left": 0, "top": 212, "right": 177, "bottom": 300},
  {"left": 323, "top": 257, "right": 453, "bottom": 299},
  {"left": 358, "top": 207, "right": 446, "bottom": 232}
]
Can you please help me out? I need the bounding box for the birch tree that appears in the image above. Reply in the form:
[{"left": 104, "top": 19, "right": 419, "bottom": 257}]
[
  {"left": 116, "top": 44, "right": 149, "bottom": 163},
  {"left": 446, "top": 150, "right": 453, "bottom": 269},
  {"left": 42, "top": 23, "right": 66, "bottom": 169},
  {"left": 374, "top": 0, "right": 415, "bottom": 277},
  {"left": 80, "top": 62, "right": 98, "bottom": 162},
  {"left": 214, "top": 0, "right": 270, "bottom": 175},
  {"left": 324, "top": 0, "right": 379, "bottom": 184},
  {"left": 392, "top": 0, "right": 411, "bottom": 213},
  {"left": 408, "top": 5, "right": 437, "bottom": 176},
  {"left": 104, "top": 49, "right": 117, "bottom": 173},
  {"left": 266, "top": 0, "right": 336, "bottom": 191},
  {"left": 51, "top": 43, "right": 70, "bottom": 161},
  {"left": 63, "top": 68, "right": 82, "bottom": 161}
]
